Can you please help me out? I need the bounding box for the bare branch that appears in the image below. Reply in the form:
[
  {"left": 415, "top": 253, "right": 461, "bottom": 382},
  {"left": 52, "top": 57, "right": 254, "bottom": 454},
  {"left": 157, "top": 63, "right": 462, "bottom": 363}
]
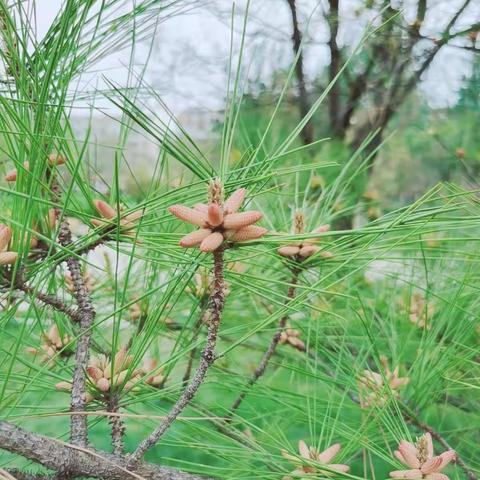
[
  {"left": 107, "top": 394, "right": 125, "bottom": 456},
  {"left": 327, "top": 0, "right": 341, "bottom": 135},
  {"left": 443, "top": 0, "right": 472, "bottom": 39},
  {"left": 286, "top": 0, "right": 313, "bottom": 144},
  {"left": 2, "top": 277, "right": 81, "bottom": 323},
  {"left": 182, "top": 301, "right": 209, "bottom": 386},
  {"left": 0, "top": 420, "right": 210, "bottom": 480}
]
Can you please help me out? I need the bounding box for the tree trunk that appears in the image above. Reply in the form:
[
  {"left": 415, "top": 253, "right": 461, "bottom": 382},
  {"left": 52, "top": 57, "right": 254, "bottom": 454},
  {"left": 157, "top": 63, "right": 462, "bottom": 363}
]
[{"left": 286, "top": 0, "right": 313, "bottom": 145}]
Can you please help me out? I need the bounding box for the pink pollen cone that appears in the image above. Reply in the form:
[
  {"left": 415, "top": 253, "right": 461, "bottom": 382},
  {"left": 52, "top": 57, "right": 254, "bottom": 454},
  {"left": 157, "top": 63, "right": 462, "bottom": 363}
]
[
  {"left": 223, "top": 211, "right": 262, "bottom": 230},
  {"left": 96, "top": 378, "right": 110, "bottom": 392},
  {"left": 299, "top": 245, "right": 321, "bottom": 258},
  {"left": 179, "top": 229, "right": 212, "bottom": 247},
  {"left": 390, "top": 470, "right": 423, "bottom": 479},
  {"left": 224, "top": 188, "right": 246, "bottom": 214},
  {"left": 207, "top": 204, "right": 223, "bottom": 226},
  {"left": 0, "top": 251, "right": 18, "bottom": 265},
  {"left": 0, "top": 226, "right": 12, "bottom": 251},
  {"left": 200, "top": 232, "right": 224, "bottom": 252},
  {"left": 317, "top": 443, "right": 341, "bottom": 463},
  {"left": 278, "top": 246, "right": 300, "bottom": 257},
  {"left": 87, "top": 366, "right": 103, "bottom": 381},
  {"left": 194, "top": 203, "right": 209, "bottom": 213},
  {"left": 228, "top": 226, "right": 267, "bottom": 241},
  {"left": 168, "top": 205, "right": 208, "bottom": 227},
  {"left": 93, "top": 199, "right": 117, "bottom": 219}
]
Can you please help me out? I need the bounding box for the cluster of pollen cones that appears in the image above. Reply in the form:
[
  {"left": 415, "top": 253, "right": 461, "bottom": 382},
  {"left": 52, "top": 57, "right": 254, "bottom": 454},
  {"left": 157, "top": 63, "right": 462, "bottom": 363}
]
[
  {"left": 281, "top": 440, "right": 349, "bottom": 479},
  {"left": 281, "top": 434, "right": 456, "bottom": 480},
  {"left": 1, "top": 153, "right": 64, "bottom": 266},
  {"left": 279, "top": 326, "right": 305, "bottom": 351},
  {"left": 168, "top": 187, "right": 267, "bottom": 252},
  {"left": 26, "top": 325, "right": 71, "bottom": 363},
  {"left": 390, "top": 433, "right": 455, "bottom": 480},
  {"left": 56, "top": 347, "right": 164, "bottom": 402},
  {"left": 0, "top": 209, "right": 59, "bottom": 266},
  {"left": 358, "top": 356, "right": 409, "bottom": 408},
  {"left": 0, "top": 224, "right": 18, "bottom": 266},
  {"left": 278, "top": 224, "right": 332, "bottom": 259},
  {"left": 91, "top": 199, "right": 143, "bottom": 235}
]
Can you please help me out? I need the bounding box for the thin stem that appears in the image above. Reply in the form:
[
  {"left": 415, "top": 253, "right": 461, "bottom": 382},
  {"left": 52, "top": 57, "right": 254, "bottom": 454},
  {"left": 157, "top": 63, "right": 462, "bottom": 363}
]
[
  {"left": 129, "top": 247, "right": 226, "bottom": 465},
  {"left": 2, "top": 276, "right": 81, "bottom": 323},
  {"left": 228, "top": 266, "right": 300, "bottom": 417}
]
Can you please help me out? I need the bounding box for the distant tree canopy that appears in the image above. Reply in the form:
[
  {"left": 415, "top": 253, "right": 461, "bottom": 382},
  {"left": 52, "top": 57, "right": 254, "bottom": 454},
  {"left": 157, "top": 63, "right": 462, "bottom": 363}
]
[{"left": 285, "top": 0, "right": 479, "bottom": 151}]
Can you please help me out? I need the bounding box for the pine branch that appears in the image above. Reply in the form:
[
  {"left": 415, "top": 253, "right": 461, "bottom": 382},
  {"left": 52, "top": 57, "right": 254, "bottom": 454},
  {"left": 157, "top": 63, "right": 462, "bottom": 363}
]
[
  {"left": 56, "top": 218, "right": 96, "bottom": 447},
  {"left": 0, "top": 420, "right": 210, "bottom": 480},
  {"left": 129, "top": 247, "right": 226, "bottom": 465},
  {"left": 1, "top": 276, "right": 81, "bottom": 323},
  {"left": 228, "top": 266, "right": 300, "bottom": 417},
  {"left": 107, "top": 394, "right": 125, "bottom": 456}
]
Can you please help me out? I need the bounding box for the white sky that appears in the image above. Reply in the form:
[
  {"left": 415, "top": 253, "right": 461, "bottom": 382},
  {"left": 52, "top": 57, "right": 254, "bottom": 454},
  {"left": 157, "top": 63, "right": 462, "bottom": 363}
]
[{"left": 35, "top": 0, "right": 480, "bottom": 115}]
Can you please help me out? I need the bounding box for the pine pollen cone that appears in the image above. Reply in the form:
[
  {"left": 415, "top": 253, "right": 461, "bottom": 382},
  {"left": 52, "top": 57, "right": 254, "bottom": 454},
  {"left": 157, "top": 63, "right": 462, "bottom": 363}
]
[
  {"left": 4, "top": 154, "right": 66, "bottom": 182},
  {"left": 91, "top": 199, "right": 144, "bottom": 236},
  {"left": 168, "top": 187, "right": 267, "bottom": 253},
  {"left": 278, "top": 221, "right": 332, "bottom": 259},
  {"left": 0, "top": 224, "right": 17, "bottom": 266}
]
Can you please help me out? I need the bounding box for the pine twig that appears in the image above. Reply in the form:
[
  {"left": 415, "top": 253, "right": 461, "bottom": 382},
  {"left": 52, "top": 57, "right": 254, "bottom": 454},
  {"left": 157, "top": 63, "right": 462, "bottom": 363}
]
[
  {"left": 107, "top": 394, "right": 125, "bottom": 456},
  {"left": 57, "top": 218, "right": 96, "bottom": 447},
  {"left": 228, "top": 266, "right": 300, "bottom": 417},
  {"left": 0, "top": 419, "right": 210, "bottom": 480},
  {"left": 49, "top": 171, "right": 95, "bottom": 446},
  {"left": 2, "top": 276, "right": 81, "bottom": 323},
  {"left": 129, "top": 247, "right": 226, "bottom": 465}
]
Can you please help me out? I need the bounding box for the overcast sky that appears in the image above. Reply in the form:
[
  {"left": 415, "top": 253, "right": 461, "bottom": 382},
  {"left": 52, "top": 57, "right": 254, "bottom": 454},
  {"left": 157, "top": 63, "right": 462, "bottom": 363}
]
[{"left": 36, "top": 0, "right": 480, "bottom": 115}]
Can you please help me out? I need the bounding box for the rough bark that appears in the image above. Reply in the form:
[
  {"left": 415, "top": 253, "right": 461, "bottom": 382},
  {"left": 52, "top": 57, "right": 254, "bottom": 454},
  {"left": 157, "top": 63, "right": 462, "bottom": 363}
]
[
  {"left": 57, "top": 219, "right": 96, "bottom": 447},
  {"left": 2, "top": 470, "right": 52, "bottom": 480},
  {"left": 0, "top": 420, "right": 210, "bottom": 480},
  {"left": 107, "top": 394, "right": 125, "bottom": 456}
]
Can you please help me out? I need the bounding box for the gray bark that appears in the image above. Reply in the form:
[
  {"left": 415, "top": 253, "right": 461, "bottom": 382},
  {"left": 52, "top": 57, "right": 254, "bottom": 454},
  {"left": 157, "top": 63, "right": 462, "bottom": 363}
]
[
  {"left": 0, "top": 420, "right": 211, "bottom": 480},
  {"left": 57, "top": 219, "right": 96, "bottom": 447}
]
